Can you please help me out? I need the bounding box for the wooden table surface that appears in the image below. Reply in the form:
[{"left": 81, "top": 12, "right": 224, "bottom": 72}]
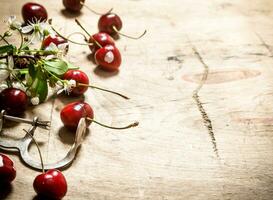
[{"left": 1, "top": 0, "right": 273, "bottom": 199}]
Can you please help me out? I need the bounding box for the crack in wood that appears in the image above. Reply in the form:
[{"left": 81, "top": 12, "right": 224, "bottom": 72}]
[
  {"left": 191, "top": 47, "right": 219, "bottom": 158},
  {"left": 167, "top": 55, "right": 183, "bottom": 64},
  {"left": 255, "top": 32, "right": 273, "bottom": 57}
]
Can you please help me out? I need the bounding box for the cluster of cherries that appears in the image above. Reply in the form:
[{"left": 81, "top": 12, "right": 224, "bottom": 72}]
[
  {"left": 0, "top": 1, "right": 144, "bottom": 199},
  {"left": 63, "top": 0, "right": 146, "bottom": 71},
  {"left": 22, "top": 0, "right": 145, "bottom": 71}
]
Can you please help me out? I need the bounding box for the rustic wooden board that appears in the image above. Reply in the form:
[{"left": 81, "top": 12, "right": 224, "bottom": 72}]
[{"left": 1, "top": 0, "right": 273, "bottom": 199}]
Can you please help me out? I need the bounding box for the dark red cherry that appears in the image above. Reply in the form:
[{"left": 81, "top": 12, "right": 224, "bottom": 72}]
[
  {"left": 33, "top": 169, "right": 67, "bottom": 200},
  {"left": 95, "top": 44, "right": 121, "bottom": 71},
  {"left": 22, "top": 2, "right": 48, "bottom": 24},
  {"left": 63, "top": 0, "right": 85, "bottom": 12},
  {"left": 0, "top": 88, "right": 28, "bottom": 116},
  {"left": 89, "top": 32, "right": 115, "bottom": 54},
  {"left": 60, "top": 101, "right": 94, "bottom": 130},
  {"left": 63, "top": 70, "right": 89, "bottom": 96},
  {"left": 42, "top": 35, "right": 68, "bottom": 50},
  {"left": 98, "top": 13, "right": 122, "bottom": 35},
  {"left": 0, "top": 154, "right": 16, "bottom": 184}
]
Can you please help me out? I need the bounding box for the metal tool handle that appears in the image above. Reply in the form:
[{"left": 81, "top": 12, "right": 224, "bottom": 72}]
[{"left": 19, "top": 117, "right": 87, "bottom": 170}]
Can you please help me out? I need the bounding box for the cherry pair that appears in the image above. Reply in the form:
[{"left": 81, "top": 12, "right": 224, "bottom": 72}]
[
  {"left": 0, "top": 153, "right": 67, "bottom": 199},
  {"left": 44, "top": 31, "right": 121, "bottom": 71},
  {"left": 62, "top": 0, "right": 146, "bottom": 71},
  {"left": 72, "top": 19, "right": 122, "bottom": 71},
  {"left": 74, "top": 12, "right": 146, "bottom": 71},
  {"left": 62, "top": 0, "right": 146, "bottom": 38}
]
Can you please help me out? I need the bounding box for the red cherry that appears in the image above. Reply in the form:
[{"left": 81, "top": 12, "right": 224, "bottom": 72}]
[
  {"left": 22, "top": 2, "right": 48, "bottom": 24},
  {"left": 0, "top": 88, "right": 28, "bottom": 116},
  {"left": 0, "top": 154, "right": 16, "bottom": 184},
  {"left": 63, "top": 70, "right": 89, "bottom": 96},
  {"left": 33, "top": 169, "right": 67, "bottom": 199},
  {"left": 89, "top": 32, "right": 115, "bottom": 54},
  {"left": 42, "top": 35, "right": 68, "bottom": 50},
  {"left": 95, "top": 44, "right": 121, "bottom": 71},
  {"left": 63, "top": 0, "right": 85, "bottom": 12},
  {"left": 98, "top": 13, "right": 122, "bottom": 36},
  {"left": 60, "top": 101, "right": 94, "bottom": 130}
]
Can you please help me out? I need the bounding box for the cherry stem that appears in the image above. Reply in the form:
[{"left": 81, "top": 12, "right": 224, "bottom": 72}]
[
  {"left": 86, "top": 117, "right": 139, "bottom": 130},
  {"left": 74, "top": 19, "right": 102, "bottom": 48},
  {"left": 77, "top": 83, "right": 129, "bottom": 99},
  {"left": 67, "top": 32, "right": 88, "bottom": 42},
  {"left": 51, "top": 26, "right": 94, "bottom": 46},
  {"left": 112, "top": 26, "right": 147, "bottom": 40},
  {"left": 0, "top": 35, "right": 9, "bottom": 45},
  {"left": 23, "top": 129, "right": 45, "bottom": 173},
  {"left": 80, "top": 2, "right": 113, "bottom": 15}
]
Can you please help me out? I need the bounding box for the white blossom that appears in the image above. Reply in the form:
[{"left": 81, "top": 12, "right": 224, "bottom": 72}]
[
  {"left": 6, "top": 15, "right": 22, "bottom": 29},
  {"left": 21, "top": 21, "right": 54, "bottom": 43},
  {"left": 45, "top": 42, "right": 68, "bottom": 59},
  {"left": 31, "top": 96, "right": 40, "bottom": 105},
  {"left": 56, "top": 79, "right": 76, "bottom": 95},
  {"left": 12, "top": 82, "right": 26, "bottom": 91}
]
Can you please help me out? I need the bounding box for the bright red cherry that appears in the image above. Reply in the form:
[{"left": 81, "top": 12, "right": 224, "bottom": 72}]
[
  {"left": 60, "top": 101, "right": 94, "bottom": 130},
  {"left": 0, "top": 88, "right": 28, "bottom": 116},
  {"left": 22, "top": 2, "right": 48, "bottom": 24},
  {"left": 98, "top": 13, "right": 122, "bottom": 36},
  {"left": 63, "top": 70, "right": 89, "bottom": 96},
  {"left": 95, "top": 44, "right": 122, "bottom": 71},
  {"left": 42, "top": 35, "right": 68, "bottom": 50},
  {"left": 33, "top": 169, "right": 67, "bottom": 200},
  {"left": 0, "top": 154, "right": 16, "bottom": 184},
  {"left": 89, "top": 32, "right": 115, "bottom": 54},
  {"left": 63, "top": 0, "right": 85, "bottom": 12}
]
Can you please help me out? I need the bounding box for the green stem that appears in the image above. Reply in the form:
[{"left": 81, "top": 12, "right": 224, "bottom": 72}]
[
  {"left": 10, "top": 72, "right": 27, "bottom": 87},
  {"left": 20, "top": 49, "right": 58, "bottom": 55},
  {"left": 112, "top": 26, "right": 147, "bottom": 40},
  {"left": 3, "top": 65, "right": 27, "bottom": 87},
  {"left": 43, "top": 67, "right": 62, "bottom": 82},
  {"left": 78, "top": 83, "right": 129, "bottom": 99},
  {"left": 40, "top": 34, "right": 45, "bottom": 50},
  {"left": 87, "top": 117, "right": 139, "bottom": 130},
  {"left": 16, "top": 28, "right": 24, "bottom": 50},
  {"left": 74, "top": 19, "right": 102, "bottom": 48},
  {"left": 80, "top": 1, "right": 113, "bottom": 15},
  {"left": 51, "top": 26, "right": 95, "bottom": 46},
  {"left": 0, "top": 35, "right": 9, "bottom": 45}
]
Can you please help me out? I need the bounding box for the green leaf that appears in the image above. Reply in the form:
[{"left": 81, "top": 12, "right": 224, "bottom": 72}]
[
  {"left": 65, "top": 61, "right": 79, "bottom": 70},
  {"left": 44, "top": 59, "right": 68, "bottom": 76},
  {"left": 20, "top": 45, "right": 30, "bottom": 51},
  {"left": 28, "top": 63, "right": 36, "bottom": 78},
  {"left": 0, "top": 45, "right": 14, "bottom": 54},
  {"left": 36, "top": 78, "right": 48, "bottom": 102},
  {"left": 31, "top": 70, "right": 48, "bottom": 102}
]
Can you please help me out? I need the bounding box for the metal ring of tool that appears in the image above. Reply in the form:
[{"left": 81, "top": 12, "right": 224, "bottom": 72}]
[{"left": 0, "top": 112, "right": 87, "bottom": 170}]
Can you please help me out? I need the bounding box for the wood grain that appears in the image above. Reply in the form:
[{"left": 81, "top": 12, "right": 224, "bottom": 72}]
[{"left": 1, "top": 0, "right": 273, "bottom": 199}]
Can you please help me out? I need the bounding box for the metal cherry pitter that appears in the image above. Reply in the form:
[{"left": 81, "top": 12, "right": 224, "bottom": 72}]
[{"left": 0, "top": 110, "right": 87, "bottom": 170}]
